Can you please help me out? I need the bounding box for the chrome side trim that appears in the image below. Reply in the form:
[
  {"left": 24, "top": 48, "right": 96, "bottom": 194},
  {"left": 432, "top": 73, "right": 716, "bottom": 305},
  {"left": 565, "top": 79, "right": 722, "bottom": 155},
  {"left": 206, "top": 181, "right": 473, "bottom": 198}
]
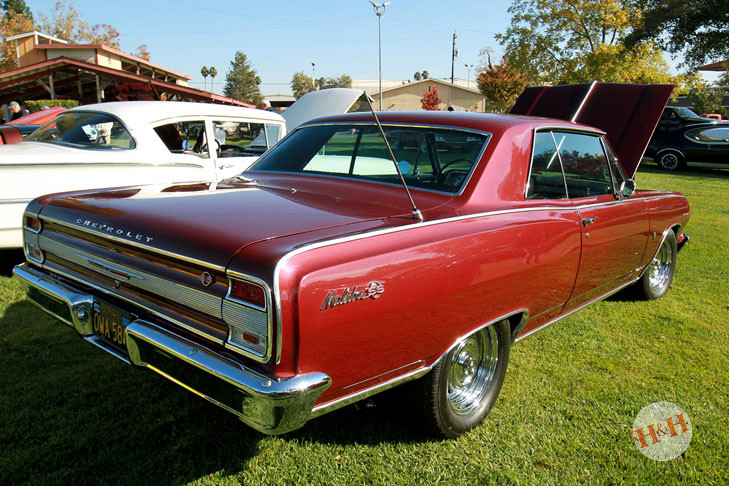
[
  {"left": 38, "top": 214, "right": 226, "bottom": 273},
  {"left": 0, "top": 198, "right": 34, "bottom": 205},
  {"left": 309, "top": 309, "right": 527, "bottom": 417},
  {"left": 514, "top": 277, "right": 639, "bottom": 342},
  {"left": 0, "top": 161, "right": 205, "bottom": 169}
]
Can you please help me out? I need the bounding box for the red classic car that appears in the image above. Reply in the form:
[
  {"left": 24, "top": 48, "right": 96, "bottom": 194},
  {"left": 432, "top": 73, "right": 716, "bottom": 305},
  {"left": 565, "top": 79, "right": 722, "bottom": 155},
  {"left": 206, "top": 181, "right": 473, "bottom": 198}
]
[{"left": 13, "top": 83, "right": 690, "bottom": 438}]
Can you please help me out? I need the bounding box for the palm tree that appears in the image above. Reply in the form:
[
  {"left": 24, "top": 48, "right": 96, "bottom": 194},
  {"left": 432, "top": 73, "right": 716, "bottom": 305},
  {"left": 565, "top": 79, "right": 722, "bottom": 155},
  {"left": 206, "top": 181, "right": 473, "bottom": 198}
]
[
  {"left": 200, "top": 66, "right": 209, "bottom": 91},
  {"left": 209, "top": 67, "right": 218, "bottom": 93}
]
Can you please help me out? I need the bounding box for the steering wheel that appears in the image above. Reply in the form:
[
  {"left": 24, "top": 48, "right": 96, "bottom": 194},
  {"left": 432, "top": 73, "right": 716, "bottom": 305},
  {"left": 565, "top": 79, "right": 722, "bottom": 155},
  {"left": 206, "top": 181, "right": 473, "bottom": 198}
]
[{"left": 440, "top": 158, "right": 472, "bottom": 172}]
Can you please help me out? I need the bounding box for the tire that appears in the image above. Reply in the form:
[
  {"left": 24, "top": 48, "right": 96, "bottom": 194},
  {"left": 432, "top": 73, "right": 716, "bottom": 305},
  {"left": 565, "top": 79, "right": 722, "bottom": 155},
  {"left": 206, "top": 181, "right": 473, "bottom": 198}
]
[
  {"left": 656, "top": 150, "right": 684, "bottom": 171},
  {"left": 416, "top": 319, "right": 511, "bottom": 438},
  {"left": 636, "top": 230, "right": 677, "bottom": 300}
]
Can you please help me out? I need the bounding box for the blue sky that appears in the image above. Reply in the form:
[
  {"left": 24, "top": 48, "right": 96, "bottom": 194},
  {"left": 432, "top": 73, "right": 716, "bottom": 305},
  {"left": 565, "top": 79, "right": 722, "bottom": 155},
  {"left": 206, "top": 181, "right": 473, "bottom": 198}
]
[
  {"left": 25, "top": 0, "right": 704, "bottom": 96},
  {"left": 25, "top": 0, "right": 513, "bottom": 95}
]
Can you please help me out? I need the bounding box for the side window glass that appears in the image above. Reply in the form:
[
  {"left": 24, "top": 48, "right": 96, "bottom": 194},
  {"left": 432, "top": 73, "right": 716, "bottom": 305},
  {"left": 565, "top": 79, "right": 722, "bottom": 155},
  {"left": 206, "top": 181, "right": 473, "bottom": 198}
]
[
  {"left": 554, "top": 132, "right": 613, "bottom": 198},
  {"left": 154, "top": 121, "right": 207, "bottom": 158},
  {"left": 689, "top": 127, "right": 729, "bottom": 142},
  {"left": 213, "top": 121, "right": 267, "bottom": 158},
  {"left": 603, "top": 139, "right": 626, "bottom": 191},
  {"left": 527, "top": 131, "right": 566, "bottom": 199},
  {"left": 265, "top": 124, "right": 281, "bottom": 147}
]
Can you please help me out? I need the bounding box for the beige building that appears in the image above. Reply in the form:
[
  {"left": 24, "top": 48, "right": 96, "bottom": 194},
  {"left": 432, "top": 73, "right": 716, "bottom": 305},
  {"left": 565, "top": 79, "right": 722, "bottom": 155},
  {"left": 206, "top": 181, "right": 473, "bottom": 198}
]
[{"left": 370, "top": 78, "right": 486, "bottom": 112}]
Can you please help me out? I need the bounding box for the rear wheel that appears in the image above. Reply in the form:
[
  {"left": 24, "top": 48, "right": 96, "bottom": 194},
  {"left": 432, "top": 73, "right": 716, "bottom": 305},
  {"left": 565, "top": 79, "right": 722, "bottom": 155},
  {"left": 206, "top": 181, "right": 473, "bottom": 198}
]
[
  {"left": 656, "top": 150, "right": 684, "bottom": 171},
  {"left": 417, "top": 320, "right": 511, "bottom": 438},
  {"left": 636, "top": 230, "right": 677, "bottom": 300}
]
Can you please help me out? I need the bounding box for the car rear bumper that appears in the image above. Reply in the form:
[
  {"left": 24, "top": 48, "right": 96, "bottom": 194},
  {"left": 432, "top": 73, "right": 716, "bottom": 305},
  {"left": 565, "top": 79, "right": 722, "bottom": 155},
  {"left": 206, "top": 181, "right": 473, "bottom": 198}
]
[{"left": 12, "top": 263, "right": 331, "bottom": 435}]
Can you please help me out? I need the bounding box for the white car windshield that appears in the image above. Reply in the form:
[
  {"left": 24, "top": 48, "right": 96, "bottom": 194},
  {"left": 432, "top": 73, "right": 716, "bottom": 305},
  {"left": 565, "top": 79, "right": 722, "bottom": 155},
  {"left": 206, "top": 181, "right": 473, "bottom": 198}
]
[{"left": 25, "top": 112, "right": 135, "bottom": 150}]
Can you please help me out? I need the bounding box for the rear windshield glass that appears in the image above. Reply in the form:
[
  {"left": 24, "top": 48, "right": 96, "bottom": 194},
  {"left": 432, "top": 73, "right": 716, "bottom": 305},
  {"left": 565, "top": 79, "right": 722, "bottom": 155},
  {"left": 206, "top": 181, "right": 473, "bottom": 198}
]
[
  {"left": 249, "top": 124, "right": 489, "bottom": 194},
  {"left": 25, "top": 112, "right": 135, "bottom": 150}
]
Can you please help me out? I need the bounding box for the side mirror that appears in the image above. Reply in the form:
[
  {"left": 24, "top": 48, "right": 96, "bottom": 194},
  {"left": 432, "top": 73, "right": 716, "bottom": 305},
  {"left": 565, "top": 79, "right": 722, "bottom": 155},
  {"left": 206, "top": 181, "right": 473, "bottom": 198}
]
[{"left": 619, "top": 179, "right": 636, "bottom": 198}]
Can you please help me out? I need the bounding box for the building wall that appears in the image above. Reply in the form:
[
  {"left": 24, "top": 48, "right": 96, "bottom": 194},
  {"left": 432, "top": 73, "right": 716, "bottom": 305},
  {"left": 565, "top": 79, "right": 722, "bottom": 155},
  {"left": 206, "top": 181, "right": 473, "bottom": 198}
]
[
  {"left": 97, "top": 52, "right": 122, "bottom": 70},
  {"left": 46, "top": 48, "right": 96, "bottom": 64},
  {"left": 17, "top": 37, "right": 46, "bottom": 68},
  {"left": 373, "top": 82, "right": 486, "bottom": 112}
]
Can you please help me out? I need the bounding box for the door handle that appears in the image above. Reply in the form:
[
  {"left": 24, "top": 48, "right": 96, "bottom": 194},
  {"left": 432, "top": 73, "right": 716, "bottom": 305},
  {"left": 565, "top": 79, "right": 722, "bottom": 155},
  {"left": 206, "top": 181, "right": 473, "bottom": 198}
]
[
  {"left": 218, "top": 164, "right": 235, "bottom": 169},
  {"left": 582, "top": 217, "right": 599, "bottom": 227}
]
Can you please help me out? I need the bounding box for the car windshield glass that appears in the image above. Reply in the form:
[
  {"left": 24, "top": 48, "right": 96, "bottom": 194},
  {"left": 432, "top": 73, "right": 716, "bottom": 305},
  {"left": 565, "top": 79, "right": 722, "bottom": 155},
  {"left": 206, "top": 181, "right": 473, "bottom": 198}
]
[
  {"left": 249, "top": 124, "right": 489, "bottom": 194},
  {"left": 674, "top": 107, "right": 700, "bottom": 118},
  {"left": 25, "top": 112, "right": 135, "bottom": 150}
]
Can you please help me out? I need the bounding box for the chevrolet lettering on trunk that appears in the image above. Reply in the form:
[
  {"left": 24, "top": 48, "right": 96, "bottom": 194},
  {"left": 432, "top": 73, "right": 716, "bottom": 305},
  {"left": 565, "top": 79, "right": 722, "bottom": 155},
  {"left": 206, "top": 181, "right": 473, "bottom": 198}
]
[{"left": 14, "top": 83, "right": 690, "bottom": 437}]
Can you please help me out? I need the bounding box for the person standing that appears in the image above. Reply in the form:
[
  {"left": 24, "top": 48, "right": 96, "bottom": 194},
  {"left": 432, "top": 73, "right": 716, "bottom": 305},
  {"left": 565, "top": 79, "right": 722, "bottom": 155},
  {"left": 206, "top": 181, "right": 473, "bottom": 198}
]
[{"left": 9, "top": 101, "right": 29, "bottom": 121}]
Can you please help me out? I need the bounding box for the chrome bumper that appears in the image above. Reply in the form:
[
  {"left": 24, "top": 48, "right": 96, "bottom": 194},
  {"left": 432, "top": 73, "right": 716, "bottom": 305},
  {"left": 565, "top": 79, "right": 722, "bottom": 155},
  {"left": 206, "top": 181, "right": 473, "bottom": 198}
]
[{"left": 12, "top": 263, "right": 331, "bottom": 435}]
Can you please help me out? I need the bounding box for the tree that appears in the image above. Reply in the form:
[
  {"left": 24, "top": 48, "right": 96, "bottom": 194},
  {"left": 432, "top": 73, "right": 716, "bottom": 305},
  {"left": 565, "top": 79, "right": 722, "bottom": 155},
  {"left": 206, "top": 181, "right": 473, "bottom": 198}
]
[
  {"left": 624, "top": 0, "right": 729, "bottom": 69},
  {"left": 133, "top": 44, "right": 150, "bottom": 61},
  {"left": 38, "top": 1, "right": 120, "bottom": 48},
  {"left": 209, "top": 66, "right": 217, "bottom": 93},
  {"left": 420, "top": 85, "right": 441, "bottom": 110},
  {"left": 0, "top": 10, "right": 33, "bottom": 72},
  {"left": 421, "top": 70, "right": 429, "bottom": 79},
  {"left": 687, "top": 78, "right": 724, "bottom": 115},
  {"left": 476, "top": 58, "right": 528, "bottom": 113},
  {"left": 2, "top": 0, "right": 32, "bottom": 19},
  {"left": 320, "top": 74, "right": 352, "bottom": 89},
  {"left": 200, "top": 66, "right": 209, "bottom": 90},
  {"left": 223, "top": 51, "right": 261, "bottom": 104},
  {"left": 414, "top": 72, "right": 421, "bottom": 81},
  {"left": 291, "top": 71, "right": 314, "bottom": 99},
  {"left": 496, "top": 0, "right": 677, "bottom": 85},
  {"left": 291, "top": 72, "right": 352, "bottom": 99}
]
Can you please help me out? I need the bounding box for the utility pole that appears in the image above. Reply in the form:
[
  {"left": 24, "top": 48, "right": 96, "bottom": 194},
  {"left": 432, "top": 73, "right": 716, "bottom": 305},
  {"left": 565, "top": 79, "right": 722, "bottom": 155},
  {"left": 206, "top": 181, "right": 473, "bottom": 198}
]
[
  {"left": 451, "top": 32, "right": 457, "bottom": 84},
  {"left": 311, "top": 62, "right": 316, "bottom": 90}
]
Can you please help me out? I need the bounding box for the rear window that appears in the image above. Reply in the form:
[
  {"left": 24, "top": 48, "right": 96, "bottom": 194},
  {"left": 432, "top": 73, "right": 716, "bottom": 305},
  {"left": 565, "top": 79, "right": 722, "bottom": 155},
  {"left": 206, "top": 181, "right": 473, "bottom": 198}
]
[
  {"left": 26, "top": 112, "right": 135, "bottom": 150},
  {"left": 250, "top": 124, "right": 489, "bottom": 194}
]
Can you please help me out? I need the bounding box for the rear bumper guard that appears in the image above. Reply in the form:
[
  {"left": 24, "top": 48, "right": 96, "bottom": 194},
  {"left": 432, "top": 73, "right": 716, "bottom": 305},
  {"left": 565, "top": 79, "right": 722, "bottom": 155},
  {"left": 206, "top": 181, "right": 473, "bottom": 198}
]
[{"left": 12, "top": 263, "right": 331, "bottom": 435}]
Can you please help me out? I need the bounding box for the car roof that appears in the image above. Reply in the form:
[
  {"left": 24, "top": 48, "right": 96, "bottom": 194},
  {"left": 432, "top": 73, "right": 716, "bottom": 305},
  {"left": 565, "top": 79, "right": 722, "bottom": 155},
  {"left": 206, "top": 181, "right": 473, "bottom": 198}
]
[
  {"left": 68, "top": 101, "right": 285, "bottom": 125},
  {"left": 300, "top": 110, "right": 594, "bottom": 135}
]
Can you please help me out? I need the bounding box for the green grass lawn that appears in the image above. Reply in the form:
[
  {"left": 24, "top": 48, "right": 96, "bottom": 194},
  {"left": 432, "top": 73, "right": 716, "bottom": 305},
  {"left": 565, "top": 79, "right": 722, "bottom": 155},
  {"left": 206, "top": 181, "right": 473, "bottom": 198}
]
[{"left": 1, "top": 163, "right": 727, "bottom": 485}]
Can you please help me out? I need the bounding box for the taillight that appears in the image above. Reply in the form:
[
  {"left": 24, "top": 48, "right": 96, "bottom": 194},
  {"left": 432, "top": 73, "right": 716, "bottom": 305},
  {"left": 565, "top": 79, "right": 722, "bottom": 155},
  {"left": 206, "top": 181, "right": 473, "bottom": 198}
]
[
  {"left": 229, "top": 278, "right": 266, "bottom": 309},
  {"left": 222, "top": 275, "right": 271, "bottom": 360},
  {"left": 24, "top": 215, "right": 41, "bottom": 232}
]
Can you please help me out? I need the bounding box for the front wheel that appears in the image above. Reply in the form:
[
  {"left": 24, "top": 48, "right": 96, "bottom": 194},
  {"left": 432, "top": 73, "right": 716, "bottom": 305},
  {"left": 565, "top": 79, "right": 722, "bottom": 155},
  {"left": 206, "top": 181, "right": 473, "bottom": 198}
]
[
  {"left": 637, "top": 230, "right": 677, "bottom": 300},
  {"left": 656, "top": 150, "right": 684, "bottom": 171},
  {"left": 417, "top": 320, "right": 511, "bottom": 438}
]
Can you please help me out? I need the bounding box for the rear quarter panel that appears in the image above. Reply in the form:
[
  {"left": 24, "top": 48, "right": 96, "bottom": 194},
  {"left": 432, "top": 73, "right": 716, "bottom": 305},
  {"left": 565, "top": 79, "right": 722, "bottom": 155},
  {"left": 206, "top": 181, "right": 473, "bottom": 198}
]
[{"left": 279, "top": 207, "right": 582, "bottom": 405}]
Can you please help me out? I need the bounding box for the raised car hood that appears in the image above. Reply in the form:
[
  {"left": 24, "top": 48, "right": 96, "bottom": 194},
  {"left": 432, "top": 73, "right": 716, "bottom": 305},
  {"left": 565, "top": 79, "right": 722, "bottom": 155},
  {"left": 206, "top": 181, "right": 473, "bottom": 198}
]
[
  {"left": 33, "top": 179, "right": 414, "bottom": 268},
  {"left": 282, "top": 88, "right": 362, "bottom": 132},
  {"left": 510, "top": 82, "right": 674, "bottom": 178}
]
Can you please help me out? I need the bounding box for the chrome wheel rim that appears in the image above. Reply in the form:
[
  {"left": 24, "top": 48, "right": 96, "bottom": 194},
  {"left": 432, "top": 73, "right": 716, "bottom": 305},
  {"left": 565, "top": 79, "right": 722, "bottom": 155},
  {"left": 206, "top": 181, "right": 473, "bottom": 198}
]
[
  {"left": 660, "top": 153, "right": 679, "bottom": 170},
  {"left": 648, "top": 238, "right": 673, "bottom": 292},
  {"left": 447, "top": 326, "right": 499, "bottom": 415}
]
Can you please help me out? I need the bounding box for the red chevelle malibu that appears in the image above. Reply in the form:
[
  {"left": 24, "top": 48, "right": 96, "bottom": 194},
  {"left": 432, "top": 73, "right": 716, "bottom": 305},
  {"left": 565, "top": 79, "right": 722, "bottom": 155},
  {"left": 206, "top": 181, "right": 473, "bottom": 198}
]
[{"left": 14, "top": 83, "right": 690, "bottom": 437}]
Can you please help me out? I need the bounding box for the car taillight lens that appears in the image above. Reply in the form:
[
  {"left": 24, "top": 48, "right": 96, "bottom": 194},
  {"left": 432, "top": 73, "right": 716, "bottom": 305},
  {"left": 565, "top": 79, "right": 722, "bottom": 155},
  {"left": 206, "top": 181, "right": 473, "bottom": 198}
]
[
  {"left": 24, "top": 215, "right": 41, "bottom": 232},
  {"left": 230, "top": 278, "right": 266, "bottom": 309}
]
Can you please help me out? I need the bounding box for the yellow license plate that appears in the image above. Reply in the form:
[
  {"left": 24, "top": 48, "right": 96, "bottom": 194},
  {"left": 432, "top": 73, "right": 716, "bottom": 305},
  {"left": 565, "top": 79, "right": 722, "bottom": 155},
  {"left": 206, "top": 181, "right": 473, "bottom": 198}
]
[{"left": 92, "top": 300, "right": 130, "bottom": 348}]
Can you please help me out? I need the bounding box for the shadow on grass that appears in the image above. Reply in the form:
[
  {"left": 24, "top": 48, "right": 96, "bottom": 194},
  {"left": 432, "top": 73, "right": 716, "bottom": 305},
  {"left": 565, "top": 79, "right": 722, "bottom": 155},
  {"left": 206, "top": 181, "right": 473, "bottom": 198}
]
[
  {"left": 0, "top": 299, "right": 429, "bottom": 485},
  {"left": 0, "top": 249, "right": 24, "bottom": 277},
  {"left": 638, "top": 160, "right": 728, "bottom": 179}
]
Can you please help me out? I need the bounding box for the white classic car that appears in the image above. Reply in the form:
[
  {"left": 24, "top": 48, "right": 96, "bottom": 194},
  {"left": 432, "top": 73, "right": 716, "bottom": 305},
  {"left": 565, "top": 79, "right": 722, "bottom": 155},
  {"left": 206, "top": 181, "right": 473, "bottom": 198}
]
[{"left": 0, "top": 89, "right": 362, "bottom": 248}]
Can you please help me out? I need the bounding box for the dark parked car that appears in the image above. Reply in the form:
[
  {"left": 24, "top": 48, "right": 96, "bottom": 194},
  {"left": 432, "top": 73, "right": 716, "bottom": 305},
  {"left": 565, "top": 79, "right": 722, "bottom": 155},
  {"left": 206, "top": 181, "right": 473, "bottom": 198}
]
[
  {"left": 646, "top": 123, "right": 729, "bottom": 170},
  {"left": 657, "top": 106, "right": 718, "bottom": 130}
]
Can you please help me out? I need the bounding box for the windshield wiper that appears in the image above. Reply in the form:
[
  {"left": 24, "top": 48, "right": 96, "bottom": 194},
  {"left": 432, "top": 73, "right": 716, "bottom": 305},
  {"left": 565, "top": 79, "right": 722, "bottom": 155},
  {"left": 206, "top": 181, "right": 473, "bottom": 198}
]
[{"left": 363, "top": 92, "right": 424, "bottom": 222}]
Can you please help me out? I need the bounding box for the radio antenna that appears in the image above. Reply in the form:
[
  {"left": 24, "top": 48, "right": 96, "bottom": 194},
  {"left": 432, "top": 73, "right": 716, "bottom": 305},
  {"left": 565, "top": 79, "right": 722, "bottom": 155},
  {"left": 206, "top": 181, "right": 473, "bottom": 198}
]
[{"left": 363, "top": 92, "right": 424, "bottom": 221}]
